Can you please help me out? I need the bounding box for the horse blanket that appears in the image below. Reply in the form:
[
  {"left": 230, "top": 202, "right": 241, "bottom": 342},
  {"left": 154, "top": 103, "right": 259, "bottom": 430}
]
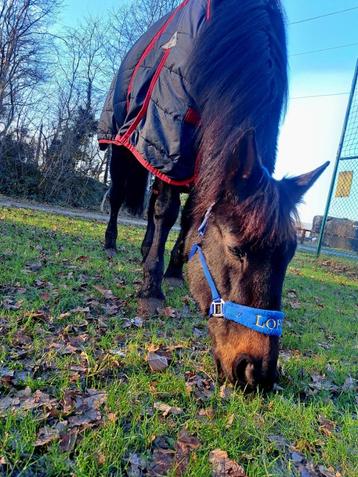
[{"left": 98, "top": 0, "right": 213, "bottom": 186}]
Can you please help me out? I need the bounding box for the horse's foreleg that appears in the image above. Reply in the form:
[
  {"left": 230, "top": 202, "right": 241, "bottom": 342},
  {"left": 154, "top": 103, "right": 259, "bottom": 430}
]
[
  {"left": 164, "top": 193, "right": 193, "bottom": 286},
  {"left": 140, "top": 183, "right": 158, "bottom": 263},
  {"left": 138, "top": 182, "right": 180, "bottom": 316},
  {"left": 104, "top": 146, "right": 126, "bottom": 256}
]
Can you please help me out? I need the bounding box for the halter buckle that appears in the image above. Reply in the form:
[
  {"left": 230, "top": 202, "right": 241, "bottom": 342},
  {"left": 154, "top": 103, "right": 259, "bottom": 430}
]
[{"left": 211, "top": 299, "right": 225, "bottom": 317}]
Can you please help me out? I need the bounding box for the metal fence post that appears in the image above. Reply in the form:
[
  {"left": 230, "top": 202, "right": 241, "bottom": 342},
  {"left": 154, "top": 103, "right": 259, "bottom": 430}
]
[{"left": 316, "top": 60, "right": 358, "bottom": 257}]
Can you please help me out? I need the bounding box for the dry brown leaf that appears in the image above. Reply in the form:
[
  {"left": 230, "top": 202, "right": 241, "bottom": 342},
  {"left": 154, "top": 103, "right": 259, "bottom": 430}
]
[
  {"left": 286, "top": 289, "right": 301, "bottom": 309},
  {"left": 149, "top": 448, "right": 175, "bottom": 476},
  {"left": 93, "top": 285, "right": 115, "bottom": 300},
  {"left": 342, "top": 376, "right": 357, "bottom": 392},
  {"left": 127, "top": 453, "right": 146, "bottom": 477},
  {"left": 174, "top": 430, "right": 200, "bottom": 476},
  {"left": 25, "top": 261, "right": 43, "bottom": 272},
  {"left": 226, "top": 414, "right": 235, "bottom": 428},
  {"left": 147, "top": 352, "right": 169, "bottom": 372},
  {"left": 220, "top": 384, "right": 233, "bottom": 400},
  {"left": 68, "top": 407, "right": 101, "bottom": 428},
  {"left": 60, "top": 428, "right": 78, "bottom": 452},
  {"left": 185, "top": 371, "right": 215, "bottom": 401},
  {"left": 198, "top": 407, "right": 214, "bottom": 421},
  {"left": 209, "top": 449, "right": 247, "bottom": 477},
  {"left": 0, "top": 387, "right": 56, "bottom": 416},
  {"left": 35, "top": 426, "right": 60, "bottom": 447},
  {"left": 308, "top": 374, "right": 339, "bottom": 394},
  {"left": 160, "top": 307, "right": 179, "bottom": 318},
  {"left": 154, "top": 402, "right": 183, "bottom": 417},
  {"left": 318, "top": 415, "right": 336, "bottom": 437}
]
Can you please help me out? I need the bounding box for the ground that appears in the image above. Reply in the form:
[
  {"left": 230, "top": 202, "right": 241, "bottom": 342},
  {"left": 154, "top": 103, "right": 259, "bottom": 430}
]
[{"left": 0, "top": 207, "right": 357, "bottom": 477}]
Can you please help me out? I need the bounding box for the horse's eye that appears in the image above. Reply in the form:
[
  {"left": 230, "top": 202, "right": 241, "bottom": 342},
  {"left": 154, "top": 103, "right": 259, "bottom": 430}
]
[{"left": 229, "top": 246, "right": 246, "bottom": 260}]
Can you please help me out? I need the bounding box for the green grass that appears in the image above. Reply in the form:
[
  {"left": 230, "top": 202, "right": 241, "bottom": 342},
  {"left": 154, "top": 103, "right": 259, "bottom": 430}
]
[{"left": 0, "top": 207, "right": 357, "bottom": 477}]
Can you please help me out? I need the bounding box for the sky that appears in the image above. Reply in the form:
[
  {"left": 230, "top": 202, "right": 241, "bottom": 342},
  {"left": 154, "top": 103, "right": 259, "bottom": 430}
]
[{"left": 59, "top": 0, "right": 358, "bottom": 225}]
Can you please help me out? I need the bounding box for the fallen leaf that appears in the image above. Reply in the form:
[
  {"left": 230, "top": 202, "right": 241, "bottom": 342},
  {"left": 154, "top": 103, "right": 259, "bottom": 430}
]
[
  {"left": 220, "top": 384, "right": 233, "bottom": 400},
  {"left": 0, "top": 387, "right": 57, "bottom": 416},
  {"left": 154, "top": 402, "right": 183, "bottom": 417},
  {"left": 209, "top": 449, "right": 247, "bottom": 477},
  {"left": 25, "top": 261, "right": 43, "bottom": 272},
  {"left": 97, "top": 452, "right": 106, "bottom": 465},
  {"left": 308, "top": 374, "right": 339, "bottom": 394},
  {"left": 174, "top": 430, "right": 201, "bottom": 476},
  {"left": 127, "top": 453, "right": 146, "bottom": 477},
  {"left": 147, "top": 352, "right": 169, "bottom": 372},
  {"left": 342, "top": 376, "right": 357, "bottom": 392},
  {"left": 198, "top": 407, "right": 214, "bottom": 421},
  {"left": 287, "top": 289, "right": 301, "bottom": 309},
  {"left": 93, "top": 285, "right": 116, "bottom": 300},
  {"left": 318, "top": 415, "right": 336, "bottom": 437},
  {"left": 185, "top": 371, "right": 215, "bottom": 401},
  {"left": 76, "top": 255, "right": 89, "bottom": 262},
  {"left": 108, "top": 412, "right": 118, "bottom": 423},
  {"left": 68, "top": 407, "right": 101, "bottom": 428},
  {"left": 2, "top": 298, "right": 22, "bottom": 310},
  {"left": 35, "top": 426, "right": 60, "bottom": 447},
  {"left": 290, "top": 452, "right": 304, "bottom": 464},
  {"left": 60, "top": 428, "right": 78, "bottom": 452},
  {"left": 160, "top": 307, "right": 179, "bottom": 318},
  {"left": 226, "top": 414, "right": 235, "bottom": 428},
  {"left": 148, "top": 436, "right": 175, "bottom": 477}
]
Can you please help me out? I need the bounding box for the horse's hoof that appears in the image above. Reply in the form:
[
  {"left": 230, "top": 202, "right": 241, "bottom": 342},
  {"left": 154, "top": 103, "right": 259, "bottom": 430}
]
[
  {"left": 138, "top": 298, "right": 164, "bottom": 317},
  {"left": 105, "top": 248, "right": 117, "bottom": 258},
  {"left": 164, "top": 276, "right": 184, "bottom": 288}
]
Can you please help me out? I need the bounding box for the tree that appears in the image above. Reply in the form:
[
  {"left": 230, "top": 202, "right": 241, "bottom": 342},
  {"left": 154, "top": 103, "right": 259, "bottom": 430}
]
[{"left": 0, "top": 0, "right": 59, "bottom": 139}]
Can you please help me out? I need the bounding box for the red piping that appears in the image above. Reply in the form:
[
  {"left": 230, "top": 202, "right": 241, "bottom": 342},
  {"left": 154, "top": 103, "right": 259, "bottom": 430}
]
[
  {"left": 99, "top": 138, "right": 196, "bottom": 186},
  {"left": 126, "top": 0, "right": 191, "bottom": 111},
  {"left": 206, "top": 0, "right": 211, "bottom": 20},
  {"left": 119, "top": 49, "right": 171, "bottom": 144}
]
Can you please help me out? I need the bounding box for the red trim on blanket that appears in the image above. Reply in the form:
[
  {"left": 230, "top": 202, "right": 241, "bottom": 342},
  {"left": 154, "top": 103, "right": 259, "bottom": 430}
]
[
  {"left": 99, "top": 138, "right": 196, "bottom": 187},
  {"left": 206, "top": 0, "right": 211, "bottom": 20},
  {"left": 120, "top": 49, "right": 171, "bottom": 144},
  {"left": 184, "top": 107, "right": 201, "bottom": 125},
  {"left": 126, "top": 0, "right": 191, "bottom": 111}
]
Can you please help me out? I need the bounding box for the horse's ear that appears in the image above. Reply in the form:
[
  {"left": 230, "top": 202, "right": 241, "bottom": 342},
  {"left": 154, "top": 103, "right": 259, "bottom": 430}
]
[
  {"left": 237, "top": 128, "right": 262, "bottom": 180},
  {"left": 282, "top": 161, "right": 330, "bottom": 204}
]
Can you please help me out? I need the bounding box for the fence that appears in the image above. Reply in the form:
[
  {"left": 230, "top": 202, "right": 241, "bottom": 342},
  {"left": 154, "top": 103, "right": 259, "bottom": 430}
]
[{"left": 298, "top": 60, "right": 358, "bottom": 259}]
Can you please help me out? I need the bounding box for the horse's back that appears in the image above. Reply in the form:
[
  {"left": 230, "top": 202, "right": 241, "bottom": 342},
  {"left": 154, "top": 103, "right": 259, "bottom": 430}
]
[{"left": 98, "top": 0, "right": 209, "bottom": 185}]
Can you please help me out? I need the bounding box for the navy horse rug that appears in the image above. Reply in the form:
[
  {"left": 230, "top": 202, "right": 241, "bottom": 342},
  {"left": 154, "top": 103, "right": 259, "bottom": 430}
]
[{"left": 98, "top": 0, "right": 212, "bottom": 186}]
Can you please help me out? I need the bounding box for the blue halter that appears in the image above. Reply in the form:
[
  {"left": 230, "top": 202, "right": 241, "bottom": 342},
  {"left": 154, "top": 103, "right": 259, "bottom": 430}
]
[{"left": 188, "top": 204, "right": 285, "bottom": 337}]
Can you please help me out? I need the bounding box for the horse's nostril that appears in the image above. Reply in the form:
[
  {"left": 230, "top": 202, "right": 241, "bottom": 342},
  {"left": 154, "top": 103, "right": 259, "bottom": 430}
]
[{"left": 233, "top": 354, "right": 257, "bottom": 386}]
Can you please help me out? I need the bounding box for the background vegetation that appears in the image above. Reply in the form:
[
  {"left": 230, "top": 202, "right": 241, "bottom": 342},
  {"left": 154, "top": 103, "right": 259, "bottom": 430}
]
[{"left": 0, "top": 0, "right": 179, "bottom": 207}]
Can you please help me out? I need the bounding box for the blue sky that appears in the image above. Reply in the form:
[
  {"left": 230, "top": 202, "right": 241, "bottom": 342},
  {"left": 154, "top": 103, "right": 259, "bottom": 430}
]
[{"left": 59, "top": 1, "right": 358, "bottom": 224}]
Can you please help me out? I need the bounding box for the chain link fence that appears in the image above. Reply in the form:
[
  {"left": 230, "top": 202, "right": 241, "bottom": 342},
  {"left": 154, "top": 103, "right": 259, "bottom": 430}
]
[{"left": 297, "top": 60, "right": 358, "bottom": 259}]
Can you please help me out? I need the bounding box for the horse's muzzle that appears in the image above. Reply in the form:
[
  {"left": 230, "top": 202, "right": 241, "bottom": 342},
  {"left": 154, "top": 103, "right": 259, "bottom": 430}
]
[{"left": 232, "top": 354, "right": 277, "bottom": 391}]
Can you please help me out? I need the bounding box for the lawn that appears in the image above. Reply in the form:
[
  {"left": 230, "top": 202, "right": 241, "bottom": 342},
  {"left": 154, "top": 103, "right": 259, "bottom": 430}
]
[{"left": 0, "top": 207, "right": 357, "bottom": 477}]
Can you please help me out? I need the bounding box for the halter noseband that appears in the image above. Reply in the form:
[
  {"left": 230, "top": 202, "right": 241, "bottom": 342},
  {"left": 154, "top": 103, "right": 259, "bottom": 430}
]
[{"left": 188, "top": 204, "right": 285, "bottom": 337}]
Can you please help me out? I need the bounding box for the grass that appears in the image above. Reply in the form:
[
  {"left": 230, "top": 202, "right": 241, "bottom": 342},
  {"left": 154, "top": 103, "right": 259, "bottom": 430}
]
[{"left": 0, "top": 207, "right": 357, "bottom": 477}]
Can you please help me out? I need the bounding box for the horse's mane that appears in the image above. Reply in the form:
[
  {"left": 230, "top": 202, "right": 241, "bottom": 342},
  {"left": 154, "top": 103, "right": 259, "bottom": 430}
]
[{"left": 188, "top": 0, "right": 288, "bottom": 218}]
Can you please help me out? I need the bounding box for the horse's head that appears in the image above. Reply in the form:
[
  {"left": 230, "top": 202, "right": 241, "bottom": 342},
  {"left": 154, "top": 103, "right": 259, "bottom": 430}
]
[{"left": 186, "top": 130, "right": 328, "bottom": 390}]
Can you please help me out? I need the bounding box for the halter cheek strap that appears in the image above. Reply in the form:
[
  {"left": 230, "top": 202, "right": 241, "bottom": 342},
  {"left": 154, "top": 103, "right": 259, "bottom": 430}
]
[{"left": 188, "top": 206, "right": 285, "bottom": 337}]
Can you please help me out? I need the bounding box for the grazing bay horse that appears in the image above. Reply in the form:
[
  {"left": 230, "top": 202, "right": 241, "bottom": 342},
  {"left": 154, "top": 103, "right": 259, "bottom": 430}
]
[{"left": 98, "top": 0, "right": 328, "bottom": 390}]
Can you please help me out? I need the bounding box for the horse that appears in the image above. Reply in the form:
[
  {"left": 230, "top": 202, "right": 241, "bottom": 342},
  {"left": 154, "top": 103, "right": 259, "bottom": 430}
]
[{"left": 98, "top": 0, "right": 329, "bottom": 390}]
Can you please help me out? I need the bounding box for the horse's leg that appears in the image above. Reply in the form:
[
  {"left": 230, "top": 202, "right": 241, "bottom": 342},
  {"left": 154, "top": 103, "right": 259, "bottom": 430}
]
[
  {"left": 104, "top": 146, "right": 127, "bottom": 257},
  {"left": 164, "top": 193, "right": 193, "bottom": 286},
  {"left": 138, "top": 181, "right": 181, "bottom": 316},
  {"left": 140, "top": 182, "right": 159, "bottom": 263}
]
